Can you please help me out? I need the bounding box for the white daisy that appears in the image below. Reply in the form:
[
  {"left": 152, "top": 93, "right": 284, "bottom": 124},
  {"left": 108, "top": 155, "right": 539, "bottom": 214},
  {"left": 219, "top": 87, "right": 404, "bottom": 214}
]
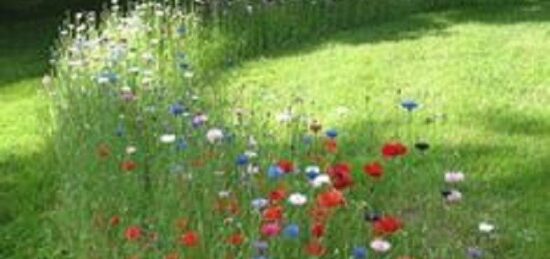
[
  {"left": 445, "top": 189, "right": 463, "bottom": 203},
  {"left": 370, "top": 239, "right": 391, "bottom": 253},
  {"left": 206, "top": 128, "right": 224, "bottom": 143},
  {"left": 445, "top": 171, "right": 465, "bottom": 183},
  {"left": 160, "top": 134, "right": 176, "bottom": 143},
  {"left": 288, "top": 193, "right": 308, "bottom": 206},
  {"left": 478, "top": 222, "right": 495, "bottom": 233},
  {"left": 311, "top": 174, "right": 331, "bottom": 188},
  {"left": 126, "top": 146, "right": 137, "bottom": 154}
]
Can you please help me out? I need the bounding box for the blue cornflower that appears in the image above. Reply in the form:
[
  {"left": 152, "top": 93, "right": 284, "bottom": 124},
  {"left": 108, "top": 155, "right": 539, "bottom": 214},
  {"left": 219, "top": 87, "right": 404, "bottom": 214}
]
[
  {"left": 326, "top": 129, "right": 338, "bottom": 139},
  {"left": 236, "top": 154, "right": 249, "bottom": 166},
  {"left": 177, "top": 26, "right": 186, "bottom": 36},
  {"left": 401, "top": 99, "right": 419, "bottom": 112},
  {"left": 303, "top": 135, "right": 314, "bottom": 145},
  {"left": 305, "top": 166, "right": 320, "bottom": 181},
  {"left": 176, "top": 138, "right": 187, "bottom": 151},
  {"left": 267, "top": 165, "right": 283, "bottom": 179},
  {"left": 283, "top": 224, "right": 300, "bottom": 239},
  {"left": 170, "top": 103, "right": 185, "bottom": 116},
  {"left": 253, "top": 240, "right": 269, "bottom": 255},
  {"left": 115, "top": 124, "right": 124, "bottom": 137},
  {"left": 98, "top": 71, "right": 118, "bottom": 84},
  {"left": 352, "top": 246, "right": 368, "bottom": 259}
]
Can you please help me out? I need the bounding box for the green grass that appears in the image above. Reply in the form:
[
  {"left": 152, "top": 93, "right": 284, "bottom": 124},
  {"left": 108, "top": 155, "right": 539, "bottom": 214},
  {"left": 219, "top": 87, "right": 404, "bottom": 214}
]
[
  {"left": 216, "top": 3, "right": 550, "bottom": 257},
  {"left": 0, "top": 17, "right": 59, "bottom": 258},
  {"left": 1, "top": 2, "right": 550, "bottom": 258}
]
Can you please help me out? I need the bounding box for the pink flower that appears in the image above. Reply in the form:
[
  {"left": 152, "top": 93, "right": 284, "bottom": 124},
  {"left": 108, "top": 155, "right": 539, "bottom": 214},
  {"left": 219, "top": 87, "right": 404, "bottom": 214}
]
[{"left": 261, "top": 222, "right": 281, "bottom": 237}]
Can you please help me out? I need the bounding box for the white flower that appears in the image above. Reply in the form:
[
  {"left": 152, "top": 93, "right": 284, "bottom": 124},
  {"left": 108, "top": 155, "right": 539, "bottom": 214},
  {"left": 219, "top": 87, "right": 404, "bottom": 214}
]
[
  {"left": 218, "top": 190, "right": 231, "bottom": 198},
  {"left": 126, "top": 146, "right": 137, "bottom": 154},
  {"left": 445, "top": 189, "right": 463, "bottom": 203},
  {"left": 288, "top": 193, "right": 308, "bottom": 206},
  {"left": 277, "top": 111, "right": 293, "bottom": 123},
  {"left": 335, "top": 106, "right": 350, "bottom": 116},
  {"left": 160, "top": 134, "right": 176, "bottom": 143},
  {"left": 247, "top": 136, "right": 258, "bottom": 149},
  {"left": 251, "top": 198, "right": 268, "bottom": 210},
  {"left": 42, "top": 75, "right": 52, "bottom": 87},
  {"left": 478, "top": 222, "right": 495, "bottom": 233},
  {"left": 311, "top": 174, "right": 331, "bottom": 188},
  {"left": 206, "top": 128, "right": 224, "bottom": 143},
  {"left": 370, "top": 239, "right": 391, "bottom": 253},
  {"left": 445, "top": 171, "right": 465, "bottom": 183},
  {"left": 244, "top": 150, "right": 258, "bottom": 158},
  {"left": 247, "top": 164, "right": 260, "bottom": 175}
]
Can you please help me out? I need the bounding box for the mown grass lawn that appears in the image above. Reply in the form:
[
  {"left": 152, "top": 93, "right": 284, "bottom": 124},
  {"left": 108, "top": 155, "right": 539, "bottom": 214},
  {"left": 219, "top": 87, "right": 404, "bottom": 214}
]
[
  {"left": 216, "top": 3, "right": 550, "bottom": 257},
  {"left": 1, "top": 2, "right": 550, "bottom": 258},
  {"left": 0, "top": 17, "right": 59, "bottom": 257}
]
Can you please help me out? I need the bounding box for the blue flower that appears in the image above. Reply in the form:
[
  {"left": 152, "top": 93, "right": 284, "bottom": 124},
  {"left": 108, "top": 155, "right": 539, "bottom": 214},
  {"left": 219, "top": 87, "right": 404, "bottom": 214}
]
[
  {"left": 236, "top": 154, "right": 249, "bottom": 166},
  {"left": 177, "top": 26, "right": 186, "bottom": 36},
  {"left": 326, "top": 129, "right": 338, "bottom": 139},
  {"left": 283, "top": 224, "right": 300, "bottom": 239},
  {"left": 115, "top": 124, "right": 124, "bottom": 137},
  {"left": 176, "top": 138, "right": 187, "bottom": 151},
  {"left": 170, "top": 103, "right": 186, "bottom": 116},
  {"left": 303, "top": 135, "right": 314, "bottom": 145},
  {"left": 267, "top": 165, "right": 283, "bottom": 179},
  {"left": 98, "top": 71, "right": 118, "bottom": 84},
  {"left": 352, "top": 246, "right": 368, "bottom": 259},
  {"left": 253, "top": 240, "right": 269, "bottom": 255},
  {"left": 401, "top": 100, "right": 419, "bottom": 112},
  {"left": 305, "top": 166, "right": 321, "bottom": 181}
]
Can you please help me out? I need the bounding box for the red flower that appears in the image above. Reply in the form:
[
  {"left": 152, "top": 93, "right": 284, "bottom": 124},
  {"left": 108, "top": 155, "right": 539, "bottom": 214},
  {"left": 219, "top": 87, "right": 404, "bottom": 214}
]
[
  {"left": 316, "top": 189, "right": 345, "bottom": 208},
  {"left": 269, "top": 187, "right": 287, "bottom": 203},
  {"left": 109, "top": 215, "right": 120, "bottom": 227},
  {"left": 363, "top": 161, "right": 384, "bottom": 178},
  {"left": 305, "top": 240, "right": 326, "bottom": 256},
  {"left": 277, "top": 159, "right": 294, "bottom": 173},
  {"left": 226, "top": 233, "right": 246, "bottom": 246},
  {"left": 382, "top": 142, "right": 408, "bottom": 158},
  {"left": 180, "top": 231, "right": 200, "bottom": 247},
  {"left": 263, "top": 205, "right": 284, "bottom": 222},
  {"left": 327, "top": 163, "right": 353, "bottom": 190},
  {"left": 324, "top": 139, "right": 338, "bottom": 153},
  {"left": 311, "top": 222, "right": 325, "bottom": 238},
  {"left": 373, "top": 216, "right": 403, "bottom": 235},
  {"left": 125, "top": 225, "right": 142, "bottom": 241},
  {"left": 121, "top": 160, "right": 137, "bottom": 172}
]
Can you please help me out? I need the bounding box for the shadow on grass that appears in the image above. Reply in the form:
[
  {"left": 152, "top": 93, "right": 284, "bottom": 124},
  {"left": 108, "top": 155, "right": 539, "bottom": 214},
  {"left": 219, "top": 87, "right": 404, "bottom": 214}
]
[
  {"left": 252, "top": 1, "right": 550, "bottom": 60},
  {"left": 0, "top": 17, "right": 59, "bottom": 87}
]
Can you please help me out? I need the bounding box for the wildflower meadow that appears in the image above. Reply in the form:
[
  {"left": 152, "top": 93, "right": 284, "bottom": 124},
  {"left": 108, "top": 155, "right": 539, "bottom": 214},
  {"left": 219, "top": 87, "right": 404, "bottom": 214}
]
[{"left": 1, "top": 0, "right": 549, "bottom": 258}]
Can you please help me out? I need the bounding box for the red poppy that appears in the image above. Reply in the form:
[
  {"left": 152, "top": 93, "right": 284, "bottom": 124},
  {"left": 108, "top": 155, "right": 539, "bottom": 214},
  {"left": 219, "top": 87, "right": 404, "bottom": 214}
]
[
  {"left": 327, "top": 163, "right": 353, "bottom": 190},
  {"left": 97, "top": 143, "right": 111, "bottom": 159},
  {"left": 316, "top": 189, "right": 345, "bottom": 208},
  {"left": 305, "top": 240, "right": 326, "bottom": 256},
  {"left": 373, "top": 216, "right": 403, "bottom": 235},
  {"left": 324, "top": 139, "right": 338, "bottom": 153},
  {"left": 263, "top": 205, "right": 284, "bottom": 222},
  {"left": 121, "top": 160, "right": 137, "bottom": 172},
  {"left": 382, "top": 142, "right": 408, "bottom": 158},
  {"left": 311, "top": 222, "right": 325, "bottom": 238},
  {"left": 277, "top": 159, "right": 294, "bottom": 173},
  {"left": 269, "top": 187, "right": 287, "bottom": 203},
  {"left": 363, "top": 161, "right": 384, "bottom": 178},
  {"left": 110, "top": 215, "right": 120, "bottom": 227},
  {"left": 226, "top": 233, "right": 246, "bottom": 246},
  {"left": 180, "top": 231, "right": 200, "bottom": 247},
  {"left": 125, "top": 226, "right": 142, "bottom": 241}
]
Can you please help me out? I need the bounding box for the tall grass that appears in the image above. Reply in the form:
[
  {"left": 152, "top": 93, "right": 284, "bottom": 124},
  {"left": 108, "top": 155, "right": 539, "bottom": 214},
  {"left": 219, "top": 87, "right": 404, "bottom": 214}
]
[{"left": 40, "top": 0, "right": 533, "bottom": 258}]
